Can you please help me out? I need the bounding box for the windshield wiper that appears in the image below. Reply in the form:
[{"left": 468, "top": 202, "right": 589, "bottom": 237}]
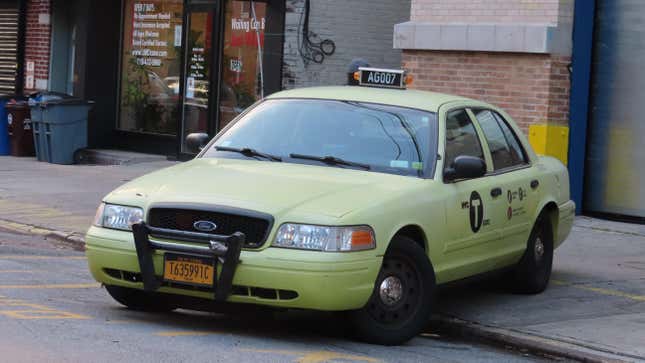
[
  {"left": 289, "top": 153, "right": 371, "bottom": 170},
  {"left": 215, "top": 146, "right": 282, "bottom": 162}
]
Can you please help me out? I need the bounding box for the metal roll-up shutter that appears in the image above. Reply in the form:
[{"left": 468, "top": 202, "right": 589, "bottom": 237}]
[
  {"left": 585, "top": 0, "right": 645, "bottom": 220},
  {"left": 0, "top": 1, "right": 18, "bottom": 96}
]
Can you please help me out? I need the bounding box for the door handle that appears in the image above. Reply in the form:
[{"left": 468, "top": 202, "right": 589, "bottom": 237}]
[
  {"left": 531, "top": 180, "right": 539, "bottom": 189},
  {"left": 491, "top": 187, "right": 502, "bottom": 197}
]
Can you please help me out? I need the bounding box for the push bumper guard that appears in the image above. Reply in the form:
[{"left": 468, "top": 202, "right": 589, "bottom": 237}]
[{"left": 131, "top": 223, "right": 245, "bottom": 301}]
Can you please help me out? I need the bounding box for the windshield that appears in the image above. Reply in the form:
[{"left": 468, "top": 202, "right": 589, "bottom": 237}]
[{"left": 203, "top": 99, "right": 438, "bottom": 177}]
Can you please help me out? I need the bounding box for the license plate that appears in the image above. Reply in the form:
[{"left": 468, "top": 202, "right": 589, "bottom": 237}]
[{"left": 163, "top": 253, "right": 215, "bottom": 287}]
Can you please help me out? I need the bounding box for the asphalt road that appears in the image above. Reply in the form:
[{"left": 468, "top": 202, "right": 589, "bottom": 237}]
[{"left": 0, "top": 232, "right": 553, "bottom": 363}]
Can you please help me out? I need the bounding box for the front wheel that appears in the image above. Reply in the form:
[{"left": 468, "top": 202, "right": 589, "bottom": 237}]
[
  {"left": 105, "top": 285, "right": 176, "bottom": 312},
  {"left": 350, "top": 236, "right": 435, "bottom": 345}
]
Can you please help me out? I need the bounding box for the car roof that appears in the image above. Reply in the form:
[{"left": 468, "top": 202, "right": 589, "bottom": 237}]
[{"left": 266, "top": 86, "right": 475, "bottom": 113}]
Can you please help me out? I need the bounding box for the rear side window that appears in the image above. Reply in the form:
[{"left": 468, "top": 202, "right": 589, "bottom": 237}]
[
  {"left": 473, "top": 109, "right": 527, "bottom": 170},
  {"left": 444, "top": 109, "right": 484, "bottom": 169}
]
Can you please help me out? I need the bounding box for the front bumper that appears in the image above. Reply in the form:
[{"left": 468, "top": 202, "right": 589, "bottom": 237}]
[
  {"left": 131, "top": 223, "right": 244, "bottom": 301},
  {"left": 85, "top": 226, "right": 380, "bottom": 311}
]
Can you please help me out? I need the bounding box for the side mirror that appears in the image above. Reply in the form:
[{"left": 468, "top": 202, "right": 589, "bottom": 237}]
[
  {"left": 444, "top": 155, "right": 486, "bottom": 182},
  {"left": 186, "top": 133, "right": 210, "bottom": 154}
]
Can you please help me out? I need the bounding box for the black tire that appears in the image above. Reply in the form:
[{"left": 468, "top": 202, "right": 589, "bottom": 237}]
[
  {"left": 511, "top": 214, "right": 554, "bottom": 294},
  {"left": 350, "top": 236, "right": 435, "bottom": 345},
  {"left": 105, "top": 285, "right": 176, "bottom": 312}
]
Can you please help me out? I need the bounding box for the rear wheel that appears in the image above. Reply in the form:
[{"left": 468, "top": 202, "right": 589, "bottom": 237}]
[
  {"left": 510, "top": 214, "right": 554, "bottom": 294},
  {"left": 350, "top": 236, "right": 435, "bottom": 345},
  {"left": 105, "top": 285, "right": 176, "bottom": 312}
]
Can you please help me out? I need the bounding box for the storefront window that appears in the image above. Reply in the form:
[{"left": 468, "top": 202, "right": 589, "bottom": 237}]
[
  {"left": 119, "top": 0, "right": 184, "bottom": 135},
  {"left": 219, "top": 0, "right": 266, "bottom": 130}
]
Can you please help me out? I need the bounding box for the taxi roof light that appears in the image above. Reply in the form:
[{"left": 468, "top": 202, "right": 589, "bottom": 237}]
[{"left": 354, "top": 67, "right": 408, "bottom": 90}]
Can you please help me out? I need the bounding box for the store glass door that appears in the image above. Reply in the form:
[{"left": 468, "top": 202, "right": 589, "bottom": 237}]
[
  {"left": 180, "top": 5, "right": 216, "bottom": 153},
  {"left": 115, "top": 0, "right": 282, "bottom": 156}
]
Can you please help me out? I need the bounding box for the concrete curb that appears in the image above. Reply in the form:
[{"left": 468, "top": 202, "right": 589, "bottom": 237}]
[
  {"left": 0, "top": 218, "right": 85, "bottom": 251},
  {"left": 433, "top": 316, "right": 636, "bottom": 363},
  {"left": 75, "top": 149, "right": 168, "bottom": 166}
]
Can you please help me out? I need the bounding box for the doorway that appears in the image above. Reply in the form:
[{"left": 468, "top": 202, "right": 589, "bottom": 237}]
[
  {"left": 179, "top": 3, "right": 217, "bottom": 154},
  {"left": 114, "top": 0, "right": 282, "bottom": 157}
]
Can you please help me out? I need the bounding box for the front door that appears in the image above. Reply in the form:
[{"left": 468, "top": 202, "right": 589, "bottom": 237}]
[
  {"left": 440, "top": 108, "right": 506, "bottom": 281},
  {"left": 179, "top": 0, "right": 269, "bottom": 155}
]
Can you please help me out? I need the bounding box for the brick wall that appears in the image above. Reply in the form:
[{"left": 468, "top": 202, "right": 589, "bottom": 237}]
[
  {"left": 403, "top": 51, "right": 570, "bottom": 131},
  {"left": 24, "top": 0, "right": 51, "bottom": 92},
  {"left": 411, "top": 0, "right": 573, "bottom": 24},
  {"left": 282, "top": 0, "right": 410, "bottom": 89},
  {"left": 400, "top": 0, "right": 574, "bottom": 131}
]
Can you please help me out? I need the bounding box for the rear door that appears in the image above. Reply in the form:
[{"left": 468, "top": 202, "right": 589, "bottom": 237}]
[{"left": 469, "top": 108, "right": 537, "bottom": 260}]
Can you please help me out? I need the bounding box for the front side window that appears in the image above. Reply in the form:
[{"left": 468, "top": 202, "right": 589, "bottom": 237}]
[
  {"left": 203, "top": 99, "right": 438, "bottom": 177},
  {"left": 473, "top": 109, "right": 527, "bottom": 170},
  {"left": 444, "top": 109, "right": 484, "bottom": 169}
]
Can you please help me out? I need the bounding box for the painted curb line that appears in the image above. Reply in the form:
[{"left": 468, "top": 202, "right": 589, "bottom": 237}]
[
  {"left": 0, "top": 219, "right": 85, "bottom": 250},
  {"left": 433, "top": 316, "right": 637, "bottom": 363}
]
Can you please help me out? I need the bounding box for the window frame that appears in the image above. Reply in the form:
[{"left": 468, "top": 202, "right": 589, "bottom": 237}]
[
  {"left": 469, "top": 108, "right": 531, "bottom": 175},
  {"left": 441, "top": 107, "right": 489, "bottom": 182}
]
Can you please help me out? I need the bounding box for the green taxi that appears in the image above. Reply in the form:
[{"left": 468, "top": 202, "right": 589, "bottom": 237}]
[{"left": 86, "top": 68, "right": 575, "bottom": 345}]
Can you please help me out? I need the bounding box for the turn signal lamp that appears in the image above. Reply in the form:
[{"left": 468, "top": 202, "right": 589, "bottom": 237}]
[{"left": 404, "top": 74, "right": 414, "bottom": 86}]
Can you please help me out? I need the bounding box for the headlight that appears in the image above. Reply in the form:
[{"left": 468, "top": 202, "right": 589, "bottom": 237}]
[
  {"left": 273, "top": 224, "right": 375, "bottom": 252},
  {"left": 93, "top": 203, "right": 143, "bottom": 231}
]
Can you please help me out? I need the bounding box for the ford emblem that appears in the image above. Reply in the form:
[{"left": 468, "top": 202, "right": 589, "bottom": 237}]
[{"left": 193, "top": 220, "right": 217, "bottom": 232}]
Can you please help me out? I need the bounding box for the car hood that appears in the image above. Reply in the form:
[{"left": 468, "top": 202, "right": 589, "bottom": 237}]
[{"left": 105, "top": 158, "right": 425, "bottom": 219}]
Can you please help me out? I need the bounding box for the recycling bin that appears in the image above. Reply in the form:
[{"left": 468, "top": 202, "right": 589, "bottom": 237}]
[
  {"left": 0, "top": 96, "right": 12, "bottom": 155},
  {"left": 6, "top": 101, "right": 35, "bottom": 157},
  {"left": 29, "top": 96, "right": 94, "bottom": 164}
]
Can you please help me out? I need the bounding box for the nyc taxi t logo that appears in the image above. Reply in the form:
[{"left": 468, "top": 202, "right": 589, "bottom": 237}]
[{"left": 461, "top": 191, "right": 484, "bottom": 233}]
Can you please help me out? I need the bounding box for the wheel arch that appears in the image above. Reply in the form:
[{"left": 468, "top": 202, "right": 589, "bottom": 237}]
[
  {"left": 537, "top": 201, "right": 559, "bottom": 242},
  {"left": 391, "top": 224, "right": 428, "bottom": 253}
]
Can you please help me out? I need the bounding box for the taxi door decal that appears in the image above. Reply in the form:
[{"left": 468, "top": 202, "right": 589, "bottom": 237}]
[
  {"left": 506, "top": 187, "right": 528, "bottom": 220},
  {"left": 469, "top": 191, "right": 484, "bottom": 233}
]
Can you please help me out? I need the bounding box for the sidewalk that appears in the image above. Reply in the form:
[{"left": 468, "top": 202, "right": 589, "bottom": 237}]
[
  {"left": 1, "top": 156, "right": 644, "bottom": 362},
  {"left": 434, "top": 217, "right": 645, "bottom": 362},
  {"left": 0, "top": 156, "right": 176, "bottom": 237}
]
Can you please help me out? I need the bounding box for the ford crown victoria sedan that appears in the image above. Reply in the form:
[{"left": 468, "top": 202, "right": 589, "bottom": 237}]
[{"left": 86, "top": 69, "right": 575, "bottom": 345}]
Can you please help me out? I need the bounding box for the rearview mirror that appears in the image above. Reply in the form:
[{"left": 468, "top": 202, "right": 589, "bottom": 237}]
[
  {"left": 186, "top": 133, "right": 210, "bottom": 154},
  {"left": 444, "top": 156, "right": 486, "bottom": 182}
]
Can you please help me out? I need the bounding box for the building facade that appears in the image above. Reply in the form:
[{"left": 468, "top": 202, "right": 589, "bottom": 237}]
[
  {"left": 395, "top": 0, "right": 573, "bottom": 134},
  {"left": 394, "top": 0, "right": 644, "bottom": 221},
  {"left": 282, "top": 0, "right": 409, "bottom": 88},
  {"left": 11, "top": 0, "right": 645, "bottom": 220},
  {"left": 19, "top": 0, "right": 409, "bottom": 159}
]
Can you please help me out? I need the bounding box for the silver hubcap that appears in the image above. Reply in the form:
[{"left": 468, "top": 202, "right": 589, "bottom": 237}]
[
  {"left": 379, "top": 276, "right": 403, "bottom": 306},
  {"left": 534, "top": 237, "right": 545, "bottom": 262}
]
